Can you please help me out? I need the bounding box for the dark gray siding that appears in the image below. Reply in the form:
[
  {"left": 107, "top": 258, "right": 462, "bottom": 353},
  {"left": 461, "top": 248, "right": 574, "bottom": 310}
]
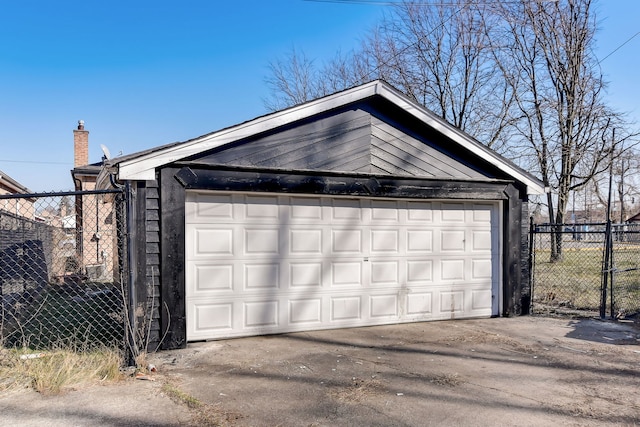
[
  {"left": 371, "top": 117, "right": 485, "bottom": 179},
  {"left": 130, "top": 180, "right": 162, "bottom": 352},
  {"left": 196, "top": 110, "right": 372, "bottom": 173},
  {"left": 145, "top": 180, "right": 161, "bottom": 349},
  {"left": 191, "top": 108, "right": 490, "bottom": 181},
  {"left": 520, "top": 202, "right": 531, "bottom": 314}
]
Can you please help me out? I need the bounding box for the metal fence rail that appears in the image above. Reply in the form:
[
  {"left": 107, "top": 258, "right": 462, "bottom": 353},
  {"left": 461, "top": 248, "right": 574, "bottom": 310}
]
[
  {"left": 0, "top": 190, "right": 127, "bottom": 361},
  {"left": 531, "top": 221, "right": 640, "bottom": 319}
]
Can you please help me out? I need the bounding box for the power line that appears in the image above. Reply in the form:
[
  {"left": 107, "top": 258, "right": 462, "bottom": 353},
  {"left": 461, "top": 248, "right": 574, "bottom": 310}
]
[
  {"left": 307, "top": 0, "right": 640, "bottom": 64},
  {"left": 599, "top": 31, "right": 640, "bottom": 64},
  {"left": 303, "top": 0, "right": 551, "bottom": 5},
  {"left": 303, "top": 0, "right": 402, "bottom": 4},
  {"left": 0, "top": 159, "right": 69, "bottom": 165}
]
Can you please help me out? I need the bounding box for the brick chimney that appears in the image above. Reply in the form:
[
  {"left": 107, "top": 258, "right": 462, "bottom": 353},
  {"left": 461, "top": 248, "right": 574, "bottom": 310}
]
[{"left": 73, "top": 120, "right": 89, "bottom": 167}]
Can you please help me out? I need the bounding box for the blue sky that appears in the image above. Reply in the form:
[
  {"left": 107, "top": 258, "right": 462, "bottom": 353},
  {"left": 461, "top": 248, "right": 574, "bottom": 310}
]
[{"left": 0, "top": 0, "right": 638, "bottom": 192}]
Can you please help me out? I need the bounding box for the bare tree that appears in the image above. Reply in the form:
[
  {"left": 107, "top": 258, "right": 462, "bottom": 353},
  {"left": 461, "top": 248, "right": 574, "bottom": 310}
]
[
  {"left": 591, "top": 140, "right": 640, "bottom": 222},
  {"left": 489, "top": 0, "right": 627, "bottom": 260},
  {"left": 263, "top": 47, "right": 324, "bottom": 111},
  {"left": 264, "top": 1, "right": 516, "bottom": 149},
  {"left": 264, "top": 46, "right": 376, "bottom": 110},
  {"left": 617, "top": 156, "right": 640, "bottom": 222},
  {"left": 263, "top": 0, "right": 638, "bottom": 260},
  {"left": 366, "top": 1, "right": 518, "bottom": 149}
]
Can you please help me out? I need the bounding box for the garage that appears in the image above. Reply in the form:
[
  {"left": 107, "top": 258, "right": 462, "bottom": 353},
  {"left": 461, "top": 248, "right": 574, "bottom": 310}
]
[
  {"left": 104, "top": 80, "right": 544, "bottom": 350},
  {"left": 185, "top": 191, "right": 499, "bottom": 340}
]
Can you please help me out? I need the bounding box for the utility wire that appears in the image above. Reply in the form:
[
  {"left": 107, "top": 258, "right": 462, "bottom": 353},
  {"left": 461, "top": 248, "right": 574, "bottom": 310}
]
[
  {"left": 599, "top": 31, "right": 640, "bottom": 64},
  {"left": 0, "top": 159, "right": 69, "bottom": 165},
  {"left": 303, "top": 0, "right": 552, "bottom": 5},
  {"left": 306, "top": 0, "right": 639, "bottom": 78},
  {"left": 304, "top": 0, "right": 403, "bottom": 4}
]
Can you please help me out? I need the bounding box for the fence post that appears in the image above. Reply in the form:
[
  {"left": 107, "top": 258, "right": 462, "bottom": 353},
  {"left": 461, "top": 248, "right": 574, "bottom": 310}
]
[
  {"left": 528, "top": 216, "right": 535, "bottom": 313},
  {"left": 601, "top": 219, "right": 612, "bottom": 319},
  {"left": 125, "top": 182, "right": 137, "bottom": 366},
  {"left": 610, "top": 227, "right": 616, "bottom": 319}
]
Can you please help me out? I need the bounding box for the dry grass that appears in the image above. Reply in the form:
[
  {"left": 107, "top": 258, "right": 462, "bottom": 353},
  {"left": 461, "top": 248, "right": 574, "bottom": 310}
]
[
  {"left": 162, "top": 381, "right": 244, "bottom": 426},
  {"left": 330, "top": 377, "right": 384, "bottom": 403},
  {"left": 0, "top": 347, "right": 122, "bottom": 395},
  {"left": 162, "top": 382, "right": 203, "bottom": 409}
]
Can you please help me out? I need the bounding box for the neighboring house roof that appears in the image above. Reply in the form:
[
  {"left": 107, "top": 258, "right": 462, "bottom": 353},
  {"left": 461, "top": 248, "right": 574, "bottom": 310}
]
[
  {"left": 71, "top": 163, "right": 102, "bottom": 178},
  {"left": 71, "top": 162, "right": 102, "bottom": 191},
  {"left": 107, "top": 80, "right": 545, "bottom": 195},
  {"left": 0, "top": 169, "right": 31, "bottom": 194}
]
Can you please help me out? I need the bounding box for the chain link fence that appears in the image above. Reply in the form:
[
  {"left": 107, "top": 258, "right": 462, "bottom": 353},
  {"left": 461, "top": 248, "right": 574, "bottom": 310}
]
[
  {"left": 0, "top": 190, "right": 127, "bottom": 363},
  {"left": 607, "top": 223, "right": 640, "bottom": 318},
  {"left": 531, "top": 221, "right": 640, "bottom": 319}
]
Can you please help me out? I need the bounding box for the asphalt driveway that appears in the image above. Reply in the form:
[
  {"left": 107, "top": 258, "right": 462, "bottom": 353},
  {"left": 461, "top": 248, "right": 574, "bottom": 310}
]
[{"left": 1, "top": 316, "right": 639, "bottom": 426}]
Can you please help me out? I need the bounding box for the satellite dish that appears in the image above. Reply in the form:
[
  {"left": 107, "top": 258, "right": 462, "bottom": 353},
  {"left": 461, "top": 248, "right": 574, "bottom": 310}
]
[{"left": 100, "top": 144, "right": 111, "bottom": 161}]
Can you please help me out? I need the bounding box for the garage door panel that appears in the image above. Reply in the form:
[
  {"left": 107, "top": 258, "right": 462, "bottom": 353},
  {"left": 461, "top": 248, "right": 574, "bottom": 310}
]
[
  {"left": 244, "top": 263, "right": 279, "bottom": 290},
  {"left": 370, "top": 261, "right": 399, "bottom": 285},
  {"left": 191, "top": 263, "right": 234, "bottom": 293},
  {"left": 331, "top": 296, "right": 362, "bottom": 321},
  {"left": 245, "top": 195, "right": 280, "bottom": 219},
  {"left": 186, "top": 192, "right": 499, "bottom": 341},
  {"left": 440, "top": 202, "right": 466, "bottom": 222},
  {"left": 441, "top": 230, "right": 466, "bottom": 251},
  {"left": 289, "top": 298, "right": 323, "bottom": 325},
  {"left": 290, "top": 196, "right": 323, "bottom": 220},
  {"left": 290, "top": 229, "right": 323, "bottom": 254},
  {"left": 332, "top": 229, "right": 362, "bottom": 253},
  {"left": 407, "top": 201, "right": 433, "bottom": 222},
  {"left": 471, "top": 289, "right": 493, "bottom": 310},
  {"left": 371, "top": 200, "right": 400, "bottom": 221},
  {"left": 406, "top": 292, "right": 433, "bottom": 316},
  {"left": 407, "top": 260, "right": 433, "bottom": 283},
  {"left": 244, "top": 228, "right": 279, "bottom": 254},
  {"left": 190, "top": 226, "right": 234, "bottom": 257},
  {"left": 471, "top": 259, "right": 493, "bottom": 279},
  {"left": 370, "top": 294, "right": 398, "bottom": 318},
  {"left": 439, "top": 291, "right": 465, "bottom": 313},
  {"left": 186, "top": 193, "right": 234, "bottom": 220},
  {"left": 331, "top": 261, "right": 362, "bottom": 286},
  {"left": 407, "top": 229, "right": 433, "bottom": 253},
  {"left": 440, "top": 259, "right": 465, "bottom": 280},
  {"left": 472, "top": 203, "right": 493, "bottom": 222},
  {"left": 331, "top": 199, "right": 363, "bottom": 221},
  {"left": 244, "top": 300, "right": 279, "bottom": 328},
  {"left": 472, "top": 230, "right": 492, "bottom": 251},
  {"left": 289, "top": 262, "right": 322, "bottom": 288},
  {"left": 371, "top": 229, "right": 399, "bottom": 253},
  {"left": 192, "top": 302, "right": 234, "bottom": 333}
]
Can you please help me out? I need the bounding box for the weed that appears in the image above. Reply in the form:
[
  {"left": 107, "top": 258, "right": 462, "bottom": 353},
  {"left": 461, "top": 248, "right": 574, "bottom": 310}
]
[
  {"left": 161, "top": 381, "right": 244, "bottom": 426},
  {"left": 0, "top": 347, "right": 122, "bottom": 395},
  {"left": 162, "top": 382, "right": 203, "bottom": 409}
]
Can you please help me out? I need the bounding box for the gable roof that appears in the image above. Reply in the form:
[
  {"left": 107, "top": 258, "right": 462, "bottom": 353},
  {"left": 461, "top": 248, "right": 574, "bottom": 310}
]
[
  {"left": 113, "top": 80, "right": 545, "bottom": 195},
  {"left": 0, "top": 169, "right": 31, "bottom": 194}
]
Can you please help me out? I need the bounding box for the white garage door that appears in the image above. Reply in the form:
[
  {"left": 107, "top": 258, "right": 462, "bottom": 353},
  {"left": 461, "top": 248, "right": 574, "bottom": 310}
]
[{"left": 185, "top": 191, "right": 500, "bottom": 341}]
